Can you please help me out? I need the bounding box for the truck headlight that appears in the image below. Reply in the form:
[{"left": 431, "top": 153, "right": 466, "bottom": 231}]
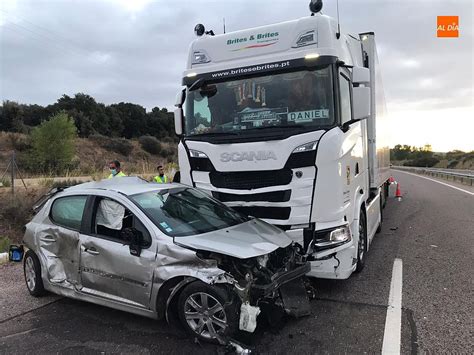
[
  {"left": 328, "top": 226, "right": 351, "bottom": 242},
  {"left": 313, "top": 225, "right": 352, "bottom": 250},
  {"left": 292, "top": 141, "right": 317, "bottom": 153},
  {"left": 189, "top": 149, "right": 208, "bottom": 158}
]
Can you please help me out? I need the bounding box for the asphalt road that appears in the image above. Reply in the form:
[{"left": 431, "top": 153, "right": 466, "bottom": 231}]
[{"left": 0, "top": 170, "right": 473, "bottom": 354}]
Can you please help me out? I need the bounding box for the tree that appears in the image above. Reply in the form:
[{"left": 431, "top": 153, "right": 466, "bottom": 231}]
[
  {"left": 0, "top": 101, "right": 24, "bottom": 132},
  {"left": 31, "top": 111, "right": 77, "bottom": 173}
]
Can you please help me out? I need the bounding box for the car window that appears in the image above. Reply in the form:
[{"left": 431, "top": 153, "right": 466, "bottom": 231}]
[
  {"left": 130, "top": 187, "right": 249, "bottom": 237},
  {"left": 50, "top": 195, "right": 88, "bottom": 231},
  {"left": 92, "top": 197, "right": 151, "bottom": 247}
]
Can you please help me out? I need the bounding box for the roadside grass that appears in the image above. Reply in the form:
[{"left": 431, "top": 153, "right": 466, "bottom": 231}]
[
  {"left": 0, "top": 189, "right": 47, "bottom": 244},
  {"left": 0, "top": 236, "right": 11, "bottom": 253}
]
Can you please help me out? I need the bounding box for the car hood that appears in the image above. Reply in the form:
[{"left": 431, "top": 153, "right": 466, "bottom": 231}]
[{"left": 174, "top": 218, "right": 292, "bottom": 259}]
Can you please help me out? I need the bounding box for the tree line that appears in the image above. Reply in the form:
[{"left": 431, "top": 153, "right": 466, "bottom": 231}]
[{"left": 0, "top": 93, "right": 176, "bottom": 140}]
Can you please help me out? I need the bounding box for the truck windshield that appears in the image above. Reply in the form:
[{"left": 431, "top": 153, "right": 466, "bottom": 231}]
[
  {"left": 184, "top": 65, "right": 334, "bottom": 136},
  {"left": 130, "top": 188, "right": 249, "bottom": 237}
]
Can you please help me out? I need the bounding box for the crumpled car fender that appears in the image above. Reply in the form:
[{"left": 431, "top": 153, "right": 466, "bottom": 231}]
[{"left": 153, "top": 242, "right": 235, "bottom": 320}]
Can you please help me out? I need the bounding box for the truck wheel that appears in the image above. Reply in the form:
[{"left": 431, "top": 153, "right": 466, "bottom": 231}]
[
  {"left": 23, "top": 250, "right": 46, "bottom": 297},
  {"left": 177, "top": 281, "right": 239, "bottom": 343},
  {"left": 355, "top": 212, "right": 367, "bottom": 273}
]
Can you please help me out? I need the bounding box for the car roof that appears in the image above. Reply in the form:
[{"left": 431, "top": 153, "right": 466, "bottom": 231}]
[{"left": 64, "top": 176, "right": 178, "bottom": 196}]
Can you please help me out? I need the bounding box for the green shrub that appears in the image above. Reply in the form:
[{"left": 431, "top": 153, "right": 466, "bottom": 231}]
[
  {"left": 0, "top": 236, "right": 11, "bottom": 253},
  {"left": 447, "top": 160, "right": 459, "bottom": 169},
  {"left": 51, "top": 179, "right": 88, "bottom": 189},
  {"left": 404, "top": 157, "right": 439, "bottom": 167},
  {"left": 139, "top": 135, "right": 162, "bottom": 155},
  {"left": 90, "top": 134, "right": 133, "bottom": 156},
  {"left": 30, "top": 111, "right": 77, "bottom": 174},
  {"left": 160, "top": 148, "right": 170, "bottom": 158},
  {"left": 0, "top": 198, "right": 33, "bottom": 235},
  {"left": 6, "top": 133, "right": 31, "bottom": 151},
  {"left": 0, "top": 179, "right": 11, "bottom": 188}
]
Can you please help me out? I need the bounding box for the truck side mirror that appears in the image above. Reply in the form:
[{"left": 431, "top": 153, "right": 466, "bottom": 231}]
[
  {"left": 174, "top": 108, "right": 183, "bottom": 136},
  {"left": 174, "top": 89, "right": 185, "bottom": 136},
  {"left": 352, "top": 67, "right": 370, "bottom": 85},
  {"left": 352, "top": 86, "right": 370, "bottom": 120},
  {"left": 175, "top": 90, "right": 185, "bottom": 107}
]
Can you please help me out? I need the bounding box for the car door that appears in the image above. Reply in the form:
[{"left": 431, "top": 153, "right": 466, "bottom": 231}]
[
  {"left": 38, "top": 194, "right": 87, "bottom": 289},
  {"left": 78, "top": 194, "right": 157, "bottom": 308}
]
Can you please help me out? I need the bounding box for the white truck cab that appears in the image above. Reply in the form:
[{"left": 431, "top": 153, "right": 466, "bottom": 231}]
[{"left": 174, "top": 1, "right": 390, "bottom": 279}]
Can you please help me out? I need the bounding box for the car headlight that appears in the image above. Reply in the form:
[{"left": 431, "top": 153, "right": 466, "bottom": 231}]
[
  {"left": 292, "top": 141, "right": 317, "bottom": 153},
  {"left": 257, "top": 254, "right": 269, "bottom": 268},
  {"left": 189, "top": 149, "right": 208, "bottom": 158}
]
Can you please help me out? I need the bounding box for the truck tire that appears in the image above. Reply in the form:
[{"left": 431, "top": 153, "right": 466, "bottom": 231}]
[
  {"left": 23, "top": 250, "right": 46, "bottom": 297},
  {"left": 177, "top": 281, "right": 240, "bottom": 343},
  {"left": 355, "top": 212, "right": 367, "bottom": 273}
]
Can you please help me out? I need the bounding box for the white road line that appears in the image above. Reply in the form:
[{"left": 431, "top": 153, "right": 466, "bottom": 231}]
[
  {"left": 395, "top": 170, "right": 474, "bottom": 196},
  {"left": 382, "top": 258, "right": 403, "bottom": 355}
]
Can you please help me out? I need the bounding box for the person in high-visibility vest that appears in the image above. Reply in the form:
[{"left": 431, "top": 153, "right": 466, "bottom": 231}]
[
  {"left": 108, "top": 160, "right": 126, "bottom": 178},
  {"left": 153, "top": 165, "right": 168, "bottom": 183}
]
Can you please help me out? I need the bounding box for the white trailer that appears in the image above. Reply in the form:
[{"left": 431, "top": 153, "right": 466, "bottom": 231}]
[{"left": 174, "top": 1, "right": 391, "bottom": 279}]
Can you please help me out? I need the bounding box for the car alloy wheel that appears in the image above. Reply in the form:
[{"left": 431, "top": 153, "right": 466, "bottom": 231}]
[
  {"left": 183, "top": 292, "right": 228, "bottom": 340},
  {"left": 23, "top": 250, "right": 45, "bottom": 297},
  {"left": 25, "top": 256, "right": 36, "bottom": 291}
]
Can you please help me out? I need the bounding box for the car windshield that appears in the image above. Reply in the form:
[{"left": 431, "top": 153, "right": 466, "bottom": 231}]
[
  {"left": 130, "top": 188, "right": 249, "bottom": 237},
  {"left": 184, "top": 65, "right": 334, "bottom": 136}
]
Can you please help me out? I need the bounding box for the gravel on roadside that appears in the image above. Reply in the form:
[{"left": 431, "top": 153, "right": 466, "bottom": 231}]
[{"left": 0, "top": 262, "right": 60, "bottom": 323}]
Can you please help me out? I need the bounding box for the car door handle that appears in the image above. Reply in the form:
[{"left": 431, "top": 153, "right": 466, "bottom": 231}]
[
  {"left": 40, "top": 236, "right": 56, "bottom": 242},
  {"left": 84, "top": 248, "right": 100, "bottom": 256}
]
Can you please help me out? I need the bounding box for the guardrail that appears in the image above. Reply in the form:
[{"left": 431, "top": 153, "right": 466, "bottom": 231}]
[{"left": 392, "top": 166, "right": 474, "bottom": 186}]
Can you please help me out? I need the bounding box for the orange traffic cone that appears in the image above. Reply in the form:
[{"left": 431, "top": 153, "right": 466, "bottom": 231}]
[
  {"left": 395, "top": 183, "right": 402, "bottom": 201},
  {"left": 389, "top": 176, "right": 395, "bottom": 184}
]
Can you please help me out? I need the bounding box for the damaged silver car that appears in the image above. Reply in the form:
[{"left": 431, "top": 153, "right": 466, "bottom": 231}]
[{"left": 23, "top": 177, "right": 310, "bottom": 344}]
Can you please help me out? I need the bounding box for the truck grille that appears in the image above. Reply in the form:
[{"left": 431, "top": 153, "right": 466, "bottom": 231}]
[
  {"left": 210, "top": 169, "right": 293, "bottom": 190},
  {"left": 212, "top": 190, "right": 291, "bottom": 202},
  {"left": 232, "top": 206, "right": 291, "bottom": 220}
]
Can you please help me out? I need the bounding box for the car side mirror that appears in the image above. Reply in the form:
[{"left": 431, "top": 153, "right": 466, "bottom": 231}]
[{"left": 121, "top": 227, "right": 143, "bottom": 257}]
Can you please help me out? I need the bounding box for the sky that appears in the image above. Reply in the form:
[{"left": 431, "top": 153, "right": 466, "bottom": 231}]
[{"left": 0, "top": 0, "right": 472, "bottom": 152}]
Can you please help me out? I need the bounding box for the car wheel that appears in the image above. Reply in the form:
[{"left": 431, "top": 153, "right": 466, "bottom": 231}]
[
  {"left": 177, "top": 281, "right": 239, "bottom": 343},
  {"left": 355, "top": 212, "right": 367, "bottom": 273},
  {"left": 24, "top": 250, "right": 46, "bottom": 297}
]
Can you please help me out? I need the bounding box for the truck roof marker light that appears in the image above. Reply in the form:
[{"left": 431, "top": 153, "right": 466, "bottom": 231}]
[
  {"left": 186, "top": 72, "right": 197, "bottom": 78},
  {"left": 192, "top": 50, "right": 211, "bottom": 65},
  {"left": 304, "top": 53, "right": 320, "bottom": 60}
]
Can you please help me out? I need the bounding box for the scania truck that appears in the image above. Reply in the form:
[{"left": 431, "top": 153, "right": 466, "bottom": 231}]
[{"left": 173, "top": 0, "right": 390, "bottom": 279}]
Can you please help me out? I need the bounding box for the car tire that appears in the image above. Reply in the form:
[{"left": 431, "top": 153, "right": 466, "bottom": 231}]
[
  {"left": 177, "top": 281, "right": 240, "bottom": 343},
  {"left": 355, "top": 212, "right": 367, "bottom": 273},
  {"left": 23, "top": 250, "right": 46, "bottom": 297}
]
